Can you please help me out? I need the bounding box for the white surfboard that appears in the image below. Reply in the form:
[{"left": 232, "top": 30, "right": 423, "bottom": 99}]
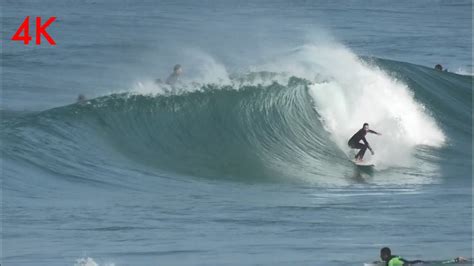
[{"left": 351, "top": 159, "right": 375, "bottom": 167}]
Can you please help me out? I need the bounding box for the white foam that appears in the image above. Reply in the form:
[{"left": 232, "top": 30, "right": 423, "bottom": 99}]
[
  {"left": 454, "top": 67, "right": 473, "bottom": 76},
  {"left": 74, "top": 257, "right": 115, "bottom": 266},
  {"left": 180, "top": 48, "right": 231, "bottom": 85}
]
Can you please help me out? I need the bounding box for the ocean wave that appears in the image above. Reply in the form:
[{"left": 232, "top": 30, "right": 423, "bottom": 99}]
[{"left": 2, "top": 51, "right": 471, "bottom": 185}]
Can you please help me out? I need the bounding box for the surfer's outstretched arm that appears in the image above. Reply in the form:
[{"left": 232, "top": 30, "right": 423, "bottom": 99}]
[{"left": 368, "top": 130, "right": 382, "bottom": 135}]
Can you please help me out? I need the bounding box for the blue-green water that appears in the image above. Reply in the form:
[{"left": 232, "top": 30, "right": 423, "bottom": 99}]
[{"left": 1, "top": 1, "right": 472, "bottom": 265}]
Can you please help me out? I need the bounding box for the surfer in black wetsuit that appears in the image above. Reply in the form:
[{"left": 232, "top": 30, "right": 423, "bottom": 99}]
[{"left": 348, "top": 123, "right": 381, "bottom": 161}]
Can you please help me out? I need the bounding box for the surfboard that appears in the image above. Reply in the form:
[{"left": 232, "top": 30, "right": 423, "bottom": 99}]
[{"left": 351, "top": 159, "right": 374, "bottom": 167}]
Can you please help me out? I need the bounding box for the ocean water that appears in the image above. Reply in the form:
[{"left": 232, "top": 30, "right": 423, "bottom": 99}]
[{"left": 1, "top": 0, "right": 472, "bottom": 265}]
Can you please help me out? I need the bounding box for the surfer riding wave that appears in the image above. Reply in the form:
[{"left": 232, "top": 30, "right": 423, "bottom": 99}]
[{"left": 348, "top": 123, "right": 382, "bottom": 162}]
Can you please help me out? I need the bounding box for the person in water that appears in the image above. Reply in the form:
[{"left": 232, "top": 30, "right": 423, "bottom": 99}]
[
  {"left": 348, "top": 123, "right": 381, "bottom": 161},
  {"left": 434, "top": 64, "right": 443, "bottom": 71},
  {"left": 380, "top": 247, "right": 468, "bottom": 265},
  {"left": 166, "top": 64, "right": 182, "bottom": 86},
  {"left": 380, "top": 247, "right": 424, "bottom": 265},
  {"left": 77, "top": 94, "right": 87, "bottom": 104}
]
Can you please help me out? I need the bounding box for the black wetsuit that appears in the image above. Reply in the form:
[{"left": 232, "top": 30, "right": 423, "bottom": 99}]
[{"left": 348, "top": 128, "right": 377, "bottom": 159}]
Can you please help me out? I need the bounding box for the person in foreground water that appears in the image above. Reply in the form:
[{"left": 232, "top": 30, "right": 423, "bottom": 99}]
[
  {"left": 380, "top": 247, "right": 468, "bottom": 265},
  {"left": 348, "top": 123, "right": 381, "bottom": 161}
]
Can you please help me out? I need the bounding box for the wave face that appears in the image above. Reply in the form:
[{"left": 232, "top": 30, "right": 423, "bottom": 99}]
[{"left": 2, "top": 55, "right": 472, "bottom": 186}]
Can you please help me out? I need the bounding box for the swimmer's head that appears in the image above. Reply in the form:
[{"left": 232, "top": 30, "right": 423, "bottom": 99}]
[
  {"left": 173, "top": 64, "right": 182, "bottom": 75},
  {"left": 380, "top": 247, "right": 391, "bottom": 261}
]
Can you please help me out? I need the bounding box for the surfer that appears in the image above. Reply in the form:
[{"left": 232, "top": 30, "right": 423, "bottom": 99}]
[
  {"left": 166, "top": 64, "right": 183, "bottom": 86},
  {"left": 348, "top": 123, "right": 381, "bottom": 161},
  {"left": 434, "top": 64, "right": 448, "bottom": 72},
  {"left": 380, "top": 247, "right": 424, "bottom": 265},
  {"left": 380, "top": 247, "right": 468, "bottom": 265},
  {"left": 77, "top": 94, "right": 87, "bottom": 105}
]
